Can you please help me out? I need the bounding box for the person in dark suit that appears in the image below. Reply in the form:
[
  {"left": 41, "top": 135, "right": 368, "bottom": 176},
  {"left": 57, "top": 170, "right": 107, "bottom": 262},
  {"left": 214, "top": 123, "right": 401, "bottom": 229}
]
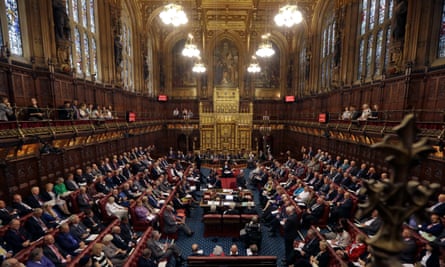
[
  {"left": 309, "top": 241, "right": 330, "bottom": 267},
  {"left": 356, "top": 209, "right": 382, "bottom": 236},
  {"left": 399, "top": 228, "right": 417, "bottom": 265},
  {"left": 26, "top": 187, "right": 44, "bottom": 209},
  {"left": 330, "top": 192, "right": 354, "bottom": 224},
  {"left": 119, "top": 216, "right": 137, "bottom": 244},
  {"left": 69, "top": 215, "right": 90, "bottom": 240},
  {"left": 0, "top": 200, "right": 17, "bottom": 226},
  {"left": 4, "top": 219, "right": 32, "bottom": 254},
  {"left": 82, "top": 209, "right": 104, "bottom": 234},
  {"left": 25, "top": 208, "right": 52, "bottom": 241},
  {"left": 428, "top": 193, "right": 445, "bottom": 217},
  {"left": 137, "top": 248, "right": 157, "bottom": 267},
  {"left": 64, "top": 174, "right": 79, "bottom": 191},
  {"left": 95, "top": 176, "right": 111, "bottom": 194},
  {"left": 110, "top": 226, "right": 132, "bottom": 252},
  {"left": 55, "top": 223, "right": 85, "bottom": 253},
  {"left": 76, "top": 186, "right": 93, "bottom": 212},
  {"left": 42, "top": 234, "right": 71, "bottom": 267},
  {"left": 283, "top": 206, "right": 300, "bottom": 265},
  {"left": 292, "top": 229, "right": 320, "bottom": 265},
  {"left": 419, "top": 213, "right": 444, "bottom": 237},
  {"left": 145, "top": 230, "right": 183, "bottom": 265},
  {"left": 419, "top": 241, "right": 440, "bottom": 267},
  {"left": 301, "top": 197, "right": 326, "bottom": 228},
  {"left": 11, "top": 194, "right": 33, "bottom": 216},
  {"left": 162, "top": 205, "right": 193, "bottom": 237}
]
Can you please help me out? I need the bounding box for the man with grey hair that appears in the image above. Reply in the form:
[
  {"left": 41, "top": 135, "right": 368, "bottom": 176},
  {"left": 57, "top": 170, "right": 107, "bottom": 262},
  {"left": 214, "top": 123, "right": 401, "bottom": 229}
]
[
  {"left": 146, "top": 230, "right": 184, "bottom": 266},
  {"left": 283, "top": 205, "right": 299, "bottom": 265}
]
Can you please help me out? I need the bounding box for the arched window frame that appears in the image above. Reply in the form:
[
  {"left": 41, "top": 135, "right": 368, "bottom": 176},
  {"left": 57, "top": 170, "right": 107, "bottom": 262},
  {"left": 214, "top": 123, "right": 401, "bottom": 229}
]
[
  {"left": 357, "top": 0, "right": 393, "bottom": 82},
  {"left": 0, "top": 0, "right": 29, "bottom": 61},
  {"left": 319, "top": 14, "right": 336, "bottom": 92},
  {"left": 120, "top": 5, "right": 133, "bottom": 92},
  {"left": 66, "top": 0, "right": 98, "bottom": 80}
]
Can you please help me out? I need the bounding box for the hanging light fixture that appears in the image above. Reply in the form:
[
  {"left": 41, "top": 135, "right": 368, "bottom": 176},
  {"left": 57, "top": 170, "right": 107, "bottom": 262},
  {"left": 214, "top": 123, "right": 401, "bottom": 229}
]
[
  {"left": 182, "top": 33, "right": 200, "bottom": 58},
  {"left": 159, "top": 3, "right": 188, "bottom": 26},
  {"left": 247, "top": 56, "right": 261, "bottom": 73},
  {"left": 192, "top": 57, "right": 206, "bottom": 73},
  {"left": 274, "top": 4, "right": 303, "bottom": 28},
  {"left": 256, "top": 33, "right": 275, "bottom": 58}
]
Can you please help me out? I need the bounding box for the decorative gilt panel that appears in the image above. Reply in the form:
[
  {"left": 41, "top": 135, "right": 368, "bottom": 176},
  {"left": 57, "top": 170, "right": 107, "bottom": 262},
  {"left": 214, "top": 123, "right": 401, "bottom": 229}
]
[{"left": 200, "top": 87, "right": 252, "bottom": 152}]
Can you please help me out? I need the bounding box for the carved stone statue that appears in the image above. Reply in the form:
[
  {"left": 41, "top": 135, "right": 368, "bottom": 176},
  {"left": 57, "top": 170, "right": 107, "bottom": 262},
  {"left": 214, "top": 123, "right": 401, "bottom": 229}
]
[
  {"left": 391, "top": 0, "right": 408, "bottom": 42},
  {"left": 114, "top": 35, "right": 123, "bottom": 67},
  {"left": 53, "top": 0, "right": 71, "bottom": 41}
]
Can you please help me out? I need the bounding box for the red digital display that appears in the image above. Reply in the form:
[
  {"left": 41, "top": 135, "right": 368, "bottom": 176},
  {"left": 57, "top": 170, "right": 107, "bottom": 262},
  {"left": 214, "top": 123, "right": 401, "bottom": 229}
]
[
  {"left": 319, "top": 113, "right": 327, "bottom": 123},
  {"left": 285, "top": 95, "right": 295, "bottom": 102},
  {"left": 158, "top": 95, "right": 168, "bottom": 102},
  {"left": 126, "top": 112, "right": 136, "bottom": 122}
]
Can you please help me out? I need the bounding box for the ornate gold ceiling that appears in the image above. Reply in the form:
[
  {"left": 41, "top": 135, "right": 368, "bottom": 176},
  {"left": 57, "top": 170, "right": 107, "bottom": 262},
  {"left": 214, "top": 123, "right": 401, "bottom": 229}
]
[{"left": 137, "top": 0, "right": 319, "bottom": 36}]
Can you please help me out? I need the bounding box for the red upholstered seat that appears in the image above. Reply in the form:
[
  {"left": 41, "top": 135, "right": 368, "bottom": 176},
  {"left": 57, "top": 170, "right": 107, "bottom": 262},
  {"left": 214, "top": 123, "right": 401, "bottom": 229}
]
[
  {"left": 222, "top": 214, "right": 242, "bottom": 237},
  {"left": 202, "top": 214, "right": 222, "bottom": 237},
  {"left": 315, "top": 204, "right": 330, "bottom": 228}
]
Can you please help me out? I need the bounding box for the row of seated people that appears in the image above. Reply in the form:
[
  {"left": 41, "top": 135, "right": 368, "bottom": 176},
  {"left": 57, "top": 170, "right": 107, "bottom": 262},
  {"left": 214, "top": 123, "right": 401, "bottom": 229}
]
[
  {"left": 255, "top": 146, "right": 445, "bottom": 267},
  {"left": 0, "top": 145, "right": 197, "bottom": 267},
  {"left": 2, "top": 173, "right": 189, "bottom": 267}
]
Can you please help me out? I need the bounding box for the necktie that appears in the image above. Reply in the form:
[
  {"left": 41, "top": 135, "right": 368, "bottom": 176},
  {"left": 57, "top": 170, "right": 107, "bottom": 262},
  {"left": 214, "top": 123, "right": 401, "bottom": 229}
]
[
  {"left": 37, "top": 218, "right": 47, "bottom": 231},
  {"left": 49, "top": 244, "right": 65, "bottom": 262}
]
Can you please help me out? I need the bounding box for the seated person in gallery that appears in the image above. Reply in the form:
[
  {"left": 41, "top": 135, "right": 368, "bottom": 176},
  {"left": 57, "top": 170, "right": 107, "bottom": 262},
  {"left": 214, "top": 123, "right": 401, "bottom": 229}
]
[{"left": 221, "top": 161, "right": 234, "bottom": 177}]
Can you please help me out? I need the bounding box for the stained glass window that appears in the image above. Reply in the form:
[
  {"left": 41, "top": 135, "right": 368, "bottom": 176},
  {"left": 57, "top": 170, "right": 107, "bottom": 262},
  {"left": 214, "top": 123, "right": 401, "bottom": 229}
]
[
  {"left": 3, "top": 0, "right": 23, "bottom": 56},
  {"left": 320, "top": 13, "right": 335, "bottom": 91},
  {"left": 67, "top": 0, "right": 98, "bottom": 79},
  {"left": 357, "top": 0, "right": 393, "bottom": 80},
  {"left": 74, "top": 27, "right": 81, "bottom": 74},
  {"left": 438, "top": 1, "right": 445, "bottom": 58},
  {"left": 120, "top": 4, "right": 134, "bottom": 91},
  {"left": 298, "top": 42, "right": 307, "bottom": 96}
]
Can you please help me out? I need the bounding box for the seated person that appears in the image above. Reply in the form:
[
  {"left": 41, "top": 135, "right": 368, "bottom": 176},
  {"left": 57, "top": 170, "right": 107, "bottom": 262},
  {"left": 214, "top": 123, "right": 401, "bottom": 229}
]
[
  {"left": 82, "top": 209, "right": 104, "bottom": 234},
  {"left": 105, "top": 196, "right": 128, "bottom": 220},
  {"left": 210, "top": 245, "right": 225, "bottom": 256},
  {"left": 145, "top": 230, "right": 184, "bottom": 265},
  {"left": 229, "top": 244, "right": 239, "bottom": 256},
  {"left": 399, "top": 228, "right": 417, "bottom": 266},
  {"left": 338, "top": 234, "right": 367, "bottom": 262},
  {"left": 418, "top": 213, "right": 444, "bottom": 238},
  {"left": 25, "top": 208, "right": 53, "bottom": 241},
  {"left": 111, "top": 226, "right": 133, "bottom": 252},
  {"left": 26, "top": 247, "right": 54, "bottom": 267},
  {"left": 101, "top": 234, "right": 127, "bottom": 267},
  {"left": 91, "top": 243, "right": 113, "bottom": 267},
  {"left": 55, "top": 223, "right": 86, "bottom": 254},
  {"left": 162, "top": 205, "right": 193, "bottom": 237},
  {"left": 355, "top": 209, "right": 382, "bottom": 236},
  {"left": 137, "top": 248, "right": 157, "bottom": 267},
  {"left": 69, "top": 215, "right": 90, "bottom": 241},
  {"left": 42, "top": 234, "right": 71, "bottom": 267},
  {"left": 221, "top": 161, "right": 233, "bottom": 177},
  {"left": 4, "top": 219, "right": 32, "bottom": 254},
  {"left": 190, "top": 244, "right": 204, "bottom": 256}
]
